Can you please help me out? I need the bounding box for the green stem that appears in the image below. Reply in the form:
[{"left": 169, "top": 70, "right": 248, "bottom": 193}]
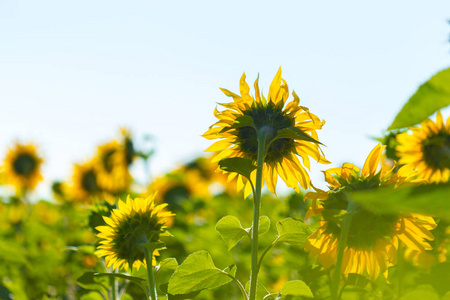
[
  {"left": 249, "top": 128, "right": 270, "bottom": 300},
  {"left": 109, "top": 275, "right": 117, "bottom": 300},
  {"left": 223, "top": 272, "right": 249, "bottom": 300},
  {"left": 144, "top": 247, "right": 158, "bottom": 300},
  {"left": 331, "top": 201, "right": 357, "bottom": 300}
]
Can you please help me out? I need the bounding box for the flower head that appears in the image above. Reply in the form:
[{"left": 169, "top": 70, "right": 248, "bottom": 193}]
[
  {"left": 396, "top": 111, "right": 450, "bottom": 183},
  {"left": 3, "top": 142, "right": 43, "bottom": 192},
  {"left": 95, "top": 194, "right": 174, "bottom": 270},
  {"left": 66, "top": 160, "right": 101, "bottom": 204},
  {"left": 305, "top": 144, "right": 436, "bottom": 280},
  {"left": 96, "top": 141, "right": 132, "bottom": 194},
  {"left": 203, "top": 68, "right": 329, "bottom": 195}
]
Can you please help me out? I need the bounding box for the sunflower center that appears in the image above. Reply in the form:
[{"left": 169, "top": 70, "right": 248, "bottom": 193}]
[
  {"left": 13, "top": 153, "right": 37, "bottom": 177},
  {"left": 237, "top": 101, "right": 296, "bottom": 164},
  {"left": 82, "top": 170, "right": 98, "bottom": 193},
  {"left": 422, "top": 133, "right": 450, "bottom": 170},
  {"left": 113, "top": 212, "right": 162, "bottom": 262},
  {"left": 102, "top": 150, "right": 116, "bottom": 173}
]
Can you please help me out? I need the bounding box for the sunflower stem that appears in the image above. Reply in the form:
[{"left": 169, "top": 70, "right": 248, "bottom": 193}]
[
  {"left": 144, "top": 247, "right": 158, "bottom": 300},
  {"left": 331, "top": 200, "right": 357, "bottom": 300},
  {"left": 249, "top": 128, "right": 270, "bottom": 300}
]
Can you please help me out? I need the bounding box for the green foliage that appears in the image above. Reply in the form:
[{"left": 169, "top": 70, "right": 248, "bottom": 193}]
[
  {"left": 277, "top": 280, "right": 314, "bottom": 299},
  {"left": 350, "top": 183, "right": 450, "bottom": 221},
  {"left": 219, "top": 157, "right": 257, "bottom": 181},
  {"left": 389, "top": 67, "right": 450, "bottom": 130},
  {"left": 274, "top": 127, "right": 322, "bottom": 145},
  {"left": 168, "top": 250, "right": 237, "bottom": 295},
  {"left": 275, "top": 218, "right": 313, "bottom": 246},
  {"left": 216, "top": 215, "right": 248, "bottom": 250}
]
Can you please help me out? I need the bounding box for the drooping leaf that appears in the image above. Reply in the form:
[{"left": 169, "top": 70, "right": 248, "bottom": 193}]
[
  {"left": 349, "top": 183, "right": 450, "bottom": 221},
  {"left": 219, "top": 157, "right": 257, "bottom": 181},
  {"left": 220, "top": 115, "right": 256, "bottom": 133},
  {"left": 388, "top": 67, "right": 450, "bottom": 130},
  {"left": 277, "top": 280, "right": 314, "bottom": 299},
  {"left": 275, "top": 218, "right": 313, "bottom": 246},
  {"left": 274, "top": 127, "right": 322, "bottom": 145},
  {"left": 76, "top": 272, "right": 108, "bottom": 295},
  {"left": 168, "top": 251, "right": 236, "bottom": 295},
  {"left": 216, "top": 215, "right": 248, "bottom": 250}
]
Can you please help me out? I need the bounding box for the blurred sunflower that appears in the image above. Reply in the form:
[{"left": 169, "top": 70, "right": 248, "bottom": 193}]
[
  {"left": 3, "top": 142, "right": 43, "bottom": 192},
  {"left": 203, "top": 68, "right": 329, "bottom": 196},
  {"left": 95, "top": 141, "right": 131, "bottom": 194},
  {"left": 95, "top": 194, "right": 174, "bottom": 270},
  {"left": 396, "top": 110, "right": 450, "bottom": 183},
  {"left": 305, "top": 144, "right": 436, "bottom": 280},
  {"left": 67, "top": 161, "right": 101, "bottom": 204}
]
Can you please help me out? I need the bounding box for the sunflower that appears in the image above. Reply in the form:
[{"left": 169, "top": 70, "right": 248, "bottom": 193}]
[
  {"left": 203, "top": 68, "right": 329, "bottom": 196},
  {"left": 95, "top": 141, "right": 132, "bottom": 194},
  {"left": 305, "top": 144, "right": 436, "bottom": 280},
  {"left": 95, "top": 194, "right": 174, "bottom": 270},
  {"left": 67, "top": 160, "right": 101, "bottom": 204},
  {"left": 3, "top": 142, "right": 43, "bottom": 192},
  {"left": 396, "top": 110, "right": 450, "bottom": 183}
]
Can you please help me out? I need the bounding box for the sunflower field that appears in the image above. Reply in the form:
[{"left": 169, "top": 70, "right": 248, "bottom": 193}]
[{"left": 1, "top": 63, "right": 450, "bottom": 300}]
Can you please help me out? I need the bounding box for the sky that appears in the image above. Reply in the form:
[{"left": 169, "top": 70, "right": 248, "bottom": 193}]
[{"left": 0, "top": 1, "right": 449, "bottom": 197}]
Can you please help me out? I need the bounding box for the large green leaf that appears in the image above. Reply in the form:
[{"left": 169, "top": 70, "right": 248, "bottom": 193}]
[
  {"left": 76, "top": 272, "right": 108, "bottom": 295},
  {"left": 215, "top": 215, "right": 248, "bottom": 250},
  {"left": 349, "top": 183, "right": 450, "bottom": 221},
  {"left": 275, "top": 218, "right": 313, "bottom": 246},
  {"left": 388, "top": 67, "right": 450, "bottom": 130},
  {"left": 219, "top": 157, "right": 257, "bottom": 181},
  {"left": 168, "top": 251, "right": 236, "bottom": 295}
]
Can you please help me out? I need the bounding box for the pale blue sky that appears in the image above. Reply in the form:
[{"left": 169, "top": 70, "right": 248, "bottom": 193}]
[{"left": 1, "top": 1, "right": 449, "bottom": 196}]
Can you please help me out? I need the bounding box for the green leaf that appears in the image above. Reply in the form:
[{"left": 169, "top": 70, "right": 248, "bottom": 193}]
[
  {"left": 349, "top": 183, "right": 450, "bottom": 221},
  {"left": 219, "top": 115, "right": 256, "bottom": 133},
  {"left": 219, "top": 157, "right": 257, "bottom": 181},
  {"left": 258, "top": 215, "right": 271, "bottom": 236},
  {"left": 143, "top": 241, "right": 166, "bottom": 254},
  {"left": 76, "top": 272, "right": 108, "bottom": 295},
  {"left": 275, "top": 218, "right": 313, "bottom": 246},
  {"left": 389, "top": 67, "right": 450, "bottom": 130},
  {"left": 93, "top": 272, "right": 146, "bottom": 284},
  {"left": 168, "top": 251, "right": 236, "bottom": 295},
  {"left": 167, "top": 290, "right": 202, "bottom": 299},
  {"left": 399, "top": 285, "right": 439, "bottom": 300},
  {"left": 156, "top": 258, "right": 179, "bottom": 294},
  {"left": 278, "top": 280, "right": 314, "bottom": 299},
  {"left": 274, "top": 127, "right": 322, "bottom": 145},
  {"left": 80, "top": 291, "right": 105, "bottom": 300},
  {"left": 216, "top": 215, "right": 248, "bottom": 250}
]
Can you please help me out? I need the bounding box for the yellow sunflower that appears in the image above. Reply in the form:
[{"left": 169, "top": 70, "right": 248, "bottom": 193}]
[
  {"left": 95, "top": 141, "right": 132, "bottom": 194},
  {"left": 203, "top": 68, "right": 329, "bottom": 196},
  {"left": 67, "top": 160, "right": 101, "bottom": 204},
  {"left": 95, "top": 194, "right": 174, "bottom": 270},
  {"left": 396, "top": 110, "right": 450, "bottom": 183},
  {"left": 3, "top": 142, "right": 43, "bottom": 192},
  {"left": 305, "top": 144, "right": 436, "bottom": 280}
]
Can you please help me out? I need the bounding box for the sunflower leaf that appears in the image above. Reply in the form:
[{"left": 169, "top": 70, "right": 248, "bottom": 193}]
[
  {"left": 168, "top": 250, "right": 236, "bottom": 295},
  {"left": 219, "top": 157, "right": 257, "bottom": 181},
  {"left": 216, "top": 215, "right": 248, "bottom": 250},
  {"left": 275, "top": 218, "right": 313, "bottom": 246},
  {"left": 248, "top": 215, "right": 271, "bottom": 236},
  {"left": 349, "top": 183, "right": 450, "bottom": 221},
  {"left": 274, "top": 127, "right": 322, "bottom": 145},
  {"left": 155, "top": 258, "right": 179, "bottom": 294},
  {"left": 277, "top": 280, "right": 314, "bottom": 299},
  {"left": 232, "top": 115, "right": 256, "bottom": 129},
  {"left": 245, "top": 280, "right": 271, "bottom": 300},
  {"left": 388, "top": 67, "right": 450, "bottom": 130}
]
